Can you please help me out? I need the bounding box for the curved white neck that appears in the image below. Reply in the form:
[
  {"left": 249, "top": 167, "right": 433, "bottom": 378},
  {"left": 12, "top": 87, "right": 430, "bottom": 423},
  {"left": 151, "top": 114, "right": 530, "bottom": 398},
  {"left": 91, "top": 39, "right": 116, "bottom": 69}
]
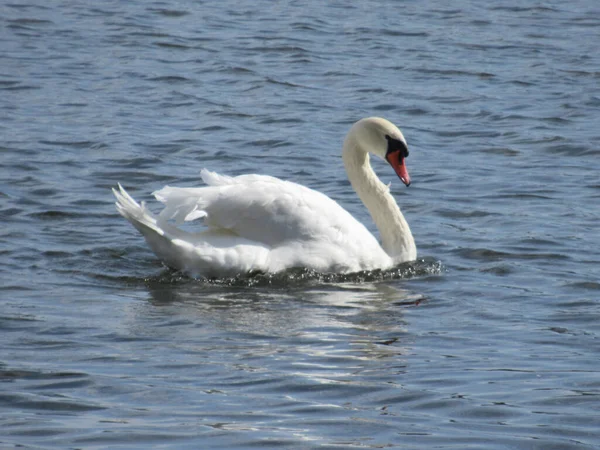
[{"left": 342, "top": 140, "right": 416, "bottom": 262}]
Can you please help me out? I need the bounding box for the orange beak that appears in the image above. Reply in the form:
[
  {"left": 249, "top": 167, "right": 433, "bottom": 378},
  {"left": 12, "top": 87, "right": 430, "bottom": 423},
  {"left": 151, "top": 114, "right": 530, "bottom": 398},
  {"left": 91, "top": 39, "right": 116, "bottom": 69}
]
[{"left": 386, "top": 151, "right": 411, "bottom": 186}]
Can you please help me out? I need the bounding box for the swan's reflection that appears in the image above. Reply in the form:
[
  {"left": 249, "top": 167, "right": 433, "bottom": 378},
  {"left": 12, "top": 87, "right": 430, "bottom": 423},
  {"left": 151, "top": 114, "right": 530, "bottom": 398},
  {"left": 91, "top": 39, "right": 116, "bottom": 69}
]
[
  {"left": 134, "top": 278, "right": 424, "bottom": 365},
  {"left": 110, "top": 277, "right": 430, "bottom": 434}
]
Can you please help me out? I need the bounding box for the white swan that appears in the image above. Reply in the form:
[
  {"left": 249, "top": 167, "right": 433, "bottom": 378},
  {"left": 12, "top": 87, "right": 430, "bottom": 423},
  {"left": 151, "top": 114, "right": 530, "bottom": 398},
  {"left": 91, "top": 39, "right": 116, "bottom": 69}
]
[{"left": 113, "top": 117, "right": 416, "bottom": 277}]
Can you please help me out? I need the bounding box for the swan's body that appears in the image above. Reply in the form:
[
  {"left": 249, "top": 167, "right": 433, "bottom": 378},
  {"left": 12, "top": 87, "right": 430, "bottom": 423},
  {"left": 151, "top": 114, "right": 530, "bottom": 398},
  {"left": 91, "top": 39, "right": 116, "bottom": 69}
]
[{"left": 113, "top": 117, "right": 416, "bottom": 277}]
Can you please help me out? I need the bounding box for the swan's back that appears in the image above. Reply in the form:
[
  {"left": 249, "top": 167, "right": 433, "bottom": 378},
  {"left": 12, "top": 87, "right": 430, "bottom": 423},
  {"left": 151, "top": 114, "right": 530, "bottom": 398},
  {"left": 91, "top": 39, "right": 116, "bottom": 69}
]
[{"left": 154, "top": 169, "right": 379, "bottom": 250}]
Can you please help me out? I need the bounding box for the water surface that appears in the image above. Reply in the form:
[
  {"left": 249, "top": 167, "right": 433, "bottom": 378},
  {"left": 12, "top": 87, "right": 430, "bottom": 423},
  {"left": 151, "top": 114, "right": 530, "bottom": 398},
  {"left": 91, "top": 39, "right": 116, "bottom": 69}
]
[{"left": 1, "top": 0, "right": 600, "bottom": 448}]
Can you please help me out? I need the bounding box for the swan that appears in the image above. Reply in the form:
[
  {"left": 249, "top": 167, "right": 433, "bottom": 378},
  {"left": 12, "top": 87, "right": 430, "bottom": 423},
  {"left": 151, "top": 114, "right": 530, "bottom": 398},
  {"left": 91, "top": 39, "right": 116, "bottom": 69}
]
[{"left": 113, "top": 117, "right": 416, "bottom": 277}]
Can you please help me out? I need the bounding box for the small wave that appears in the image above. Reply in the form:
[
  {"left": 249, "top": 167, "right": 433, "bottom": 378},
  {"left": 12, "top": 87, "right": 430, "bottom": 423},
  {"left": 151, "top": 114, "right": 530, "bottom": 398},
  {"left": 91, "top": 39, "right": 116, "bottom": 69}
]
[
  {"left": 38, "top": 139, "right": 97, "bottom": 149},
  {"left": 153, "top": 41, "right": 191, "bottom": 50},
  {"left": 149, "top": 75, "right": 190, "bottom": 83},
  {"left": 456, "top": 247, "right": 569, "bottom": 262}
]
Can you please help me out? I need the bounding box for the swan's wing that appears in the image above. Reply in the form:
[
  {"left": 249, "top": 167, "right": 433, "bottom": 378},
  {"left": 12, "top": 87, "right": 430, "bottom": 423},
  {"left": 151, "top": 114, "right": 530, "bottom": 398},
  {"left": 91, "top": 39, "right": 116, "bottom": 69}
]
[
  {"left": 151, "top": 169, "right": 283, "bottom": 224},
  {"left": 113, "top": 184, "right": 270, "bottom": 276},
  {"left": 153, "top": 169, "right": 377, "bottom": 248},
  {"left": 199, "top": 168, "right": 281, "bottom": 186}
]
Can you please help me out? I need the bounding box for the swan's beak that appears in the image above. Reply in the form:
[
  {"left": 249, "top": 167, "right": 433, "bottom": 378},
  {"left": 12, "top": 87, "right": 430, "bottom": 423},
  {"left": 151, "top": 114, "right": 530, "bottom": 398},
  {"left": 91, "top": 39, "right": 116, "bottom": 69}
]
[{"left": 386, "top": 152, "right": 411, "bottom": 186}]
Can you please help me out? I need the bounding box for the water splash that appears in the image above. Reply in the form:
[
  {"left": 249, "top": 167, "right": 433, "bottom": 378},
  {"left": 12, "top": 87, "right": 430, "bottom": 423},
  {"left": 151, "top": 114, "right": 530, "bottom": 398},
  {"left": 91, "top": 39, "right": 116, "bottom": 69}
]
[{"left": 145, "top": 257, "right": 444, "bottom": 288}]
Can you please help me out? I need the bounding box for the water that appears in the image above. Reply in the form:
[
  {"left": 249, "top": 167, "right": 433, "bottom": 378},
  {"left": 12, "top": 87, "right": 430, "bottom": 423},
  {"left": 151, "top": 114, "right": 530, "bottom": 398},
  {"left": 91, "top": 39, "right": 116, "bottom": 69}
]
[{"left": 2, "top": 0, "right": 600, "bottom": 448}]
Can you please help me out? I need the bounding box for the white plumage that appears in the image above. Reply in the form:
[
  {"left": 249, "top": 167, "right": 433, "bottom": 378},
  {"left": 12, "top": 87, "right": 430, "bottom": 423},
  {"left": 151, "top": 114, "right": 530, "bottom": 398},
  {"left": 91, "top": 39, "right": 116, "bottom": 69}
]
[{"left": 113, "top": 117, "right": 416, "bottom": 277}]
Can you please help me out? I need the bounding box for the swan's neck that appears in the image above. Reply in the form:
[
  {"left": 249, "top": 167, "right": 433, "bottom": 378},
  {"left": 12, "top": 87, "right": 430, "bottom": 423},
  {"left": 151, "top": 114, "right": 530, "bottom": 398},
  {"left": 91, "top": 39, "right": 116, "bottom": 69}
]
[{"left": 342, "top": 141, "right": 416, "bottom": 262}]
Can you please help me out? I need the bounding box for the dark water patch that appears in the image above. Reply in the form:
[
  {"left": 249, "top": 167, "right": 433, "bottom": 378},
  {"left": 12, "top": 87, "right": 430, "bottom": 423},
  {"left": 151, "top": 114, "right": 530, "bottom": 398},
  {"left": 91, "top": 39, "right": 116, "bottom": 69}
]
[
  {"left": 58, "top": 102, "right": 89, "bottom": 108},
  {"left": 373, "top": 103, "right": 399, "bottom": 112},
  {"left": 382, "top": 30, "right": 429, "bottom": 37},
  {"left": 38, "top": 139, "right": 97, "bottom": 149},
  {"left": 30, "top": 188, "right": 59, "bottom": 196},
  {"left": 541, "top": 116, "right": 572, "bottom": 125},
  {"left": 5, "top": 3, "right": 50, "bottom": 9},
  {"left": 133, "top": 142, "right": 190, "bottom": 153},
  {"left": 583, "top": 96, "right": 600, "bottom": 108},
  {"left": 479, "top": 146, "right": 520, "bottom": 156},
  {"left": 93, "top": 332, "right": 159, "bottom": 344},
  {"left": 547, "top": 326, "right": 570, "bottom": 334},
  {"left": 18, "top": 339, "right": 81, "bottom": 350},
  {"left": 488, "top": 112, "right": 532, "bottom": 121},
  {"left": 149, "top": 8, "right": 189, "bottom": 17},
  {"left": 121, "top": 156, "right": 164, "bottom": 169},
  {"left": 490, "top": 5, "right": 559, "bottom": 12},
  {"left": 207, "top": 109, "right": 254, "bottom": 119},
  {"left": 491, "top": 192, "right": 554, "bottom": 200},
  {"left": 0, "top": 369, "right": 87, "bottom": 383},
  {"left": 0, "top": 207, "right": 23, "bottom": 218},
  {"left": 246, "top": 45, "right": 310, "bottom": 55},
  {"left": 264, "top": 77, "right": 308, "bottom": 88},
  {"left": 71, "top": 197, "right": 115, "bottom": 207},
  {"left": 96, "top": 169, "right": 174, "bottom": 184},
  {"left": 0, "top": 393, "right": 105, "bottom": 412},
  {"left": 546, "top": 143, "right": 597, "bottom": 156},
  {"left": 36, "top": 326, "right": 81, "bottom": 337},
  {"left": 514, "top": 237, "right": 564, "bottom": 248},
  {"left": 0, "top": 80, "right": 40, "bottom": 91},
  {"left": 402, "top": 107, "right": 430, "bottom": 116},
  {"left": 563, "top": 281, "right": 600, "bottom": 290},
  {"left": 455, "top": 247, "right": 569, "bottom": 262},
  {"left": 71, "top": 432, "right": 193, "bottom": 446},
  {"left": 258, "top": 117, "right": 305, "bottom": 125},
  {"left": 0, "top": 314, "right": 40, "bottom": 324},
  {"left": 159, "top": 100, "right": 196, "bottom": 109},
  {"left": 149, "top": 75, "right": 190, "bottom": 83},
  {"left": 7, "top": 17, "right": 53, "bottom": 25},
  {"left": 246, "top": 139, "right": 293, "bottom": 149},
  {"left": 28, "top": 210, "right": 85, "bottom": 220},
  {"left": 434, "top": 129, "right": 502, "bottom": 139},
  {"left": 355, "top": 87, "right": 386, "bottom": 94},
  {"left": 7, "top": 20, "right": 53, "bottom": 32},
  {"left": 127, "top": 30, "right": 178, "bottom": 39},
  {"left": 42, "top": 250, "right": 73, "bottom": 258},
  {"left": 480, "top": 264, "right": 514, "bottom": 276},
  {"left": 153, "top": 41, "right": 192, "bottom": 50},
  {"left": 217, "top": 66, "right": 257, "bottom": 75},
  {"left": 509, "top": 79, "right": 535, "bottom": 87},
  {"left": 419, "top": 68, "right": 495, "bottom": 79},
  {"left": 559, "top": 69, "right": 600, "bottom": 79},
  {"left": 436, "top": 208, "right": 497, "bottom": 219},
  {"left": 4, "top": 427, "right": 68, "bottom": 438},
  {"left": 198, "top": 125, "right": 228, "bottom": 131}
]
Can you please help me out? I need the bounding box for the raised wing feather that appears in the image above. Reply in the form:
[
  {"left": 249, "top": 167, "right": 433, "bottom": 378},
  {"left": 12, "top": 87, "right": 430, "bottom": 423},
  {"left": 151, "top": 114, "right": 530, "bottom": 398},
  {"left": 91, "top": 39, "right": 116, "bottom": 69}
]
[{"left": 153, "top": 170, "right": 378, "bottom": 249}]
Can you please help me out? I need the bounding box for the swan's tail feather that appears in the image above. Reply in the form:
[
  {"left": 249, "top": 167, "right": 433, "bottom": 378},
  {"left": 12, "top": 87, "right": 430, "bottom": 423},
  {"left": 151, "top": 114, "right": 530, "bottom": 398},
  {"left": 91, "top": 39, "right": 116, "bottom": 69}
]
[
  {"left": 113, "top": 184, "right": 163, "bottom": 236},
  {"left": 113, "top": 184, "right": 189, "bottom": 270},
  {"left": 113, "top": 184, "right": 269, "bottom": 277}
]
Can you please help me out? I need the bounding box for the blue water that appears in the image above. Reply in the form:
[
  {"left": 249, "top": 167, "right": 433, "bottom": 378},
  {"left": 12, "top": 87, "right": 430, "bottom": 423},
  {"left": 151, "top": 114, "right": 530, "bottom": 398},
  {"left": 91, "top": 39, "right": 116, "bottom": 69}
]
[{"left": 2, "top": 1, "right": 600, "bottom": 448}]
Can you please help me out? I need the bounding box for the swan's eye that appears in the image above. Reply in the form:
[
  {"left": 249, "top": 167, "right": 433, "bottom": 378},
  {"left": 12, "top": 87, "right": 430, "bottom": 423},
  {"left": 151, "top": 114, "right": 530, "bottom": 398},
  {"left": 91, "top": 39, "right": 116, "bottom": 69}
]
[{"left": 385, "top": 135, "right": 409, "bottom": 158}]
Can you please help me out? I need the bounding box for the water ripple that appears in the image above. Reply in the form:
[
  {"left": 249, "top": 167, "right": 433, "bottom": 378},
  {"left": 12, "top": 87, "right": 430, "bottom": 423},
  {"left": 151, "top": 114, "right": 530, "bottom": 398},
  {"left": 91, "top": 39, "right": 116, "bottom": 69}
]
[{"left": 1, "top": 0, "right": 600, "bottom": 448}]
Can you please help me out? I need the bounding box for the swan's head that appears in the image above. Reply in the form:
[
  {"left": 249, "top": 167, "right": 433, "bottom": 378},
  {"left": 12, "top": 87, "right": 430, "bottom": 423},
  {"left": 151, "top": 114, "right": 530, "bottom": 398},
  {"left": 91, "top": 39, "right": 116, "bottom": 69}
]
[{"left": 348, "top": 117, "right": 411, "bottom": 186}]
